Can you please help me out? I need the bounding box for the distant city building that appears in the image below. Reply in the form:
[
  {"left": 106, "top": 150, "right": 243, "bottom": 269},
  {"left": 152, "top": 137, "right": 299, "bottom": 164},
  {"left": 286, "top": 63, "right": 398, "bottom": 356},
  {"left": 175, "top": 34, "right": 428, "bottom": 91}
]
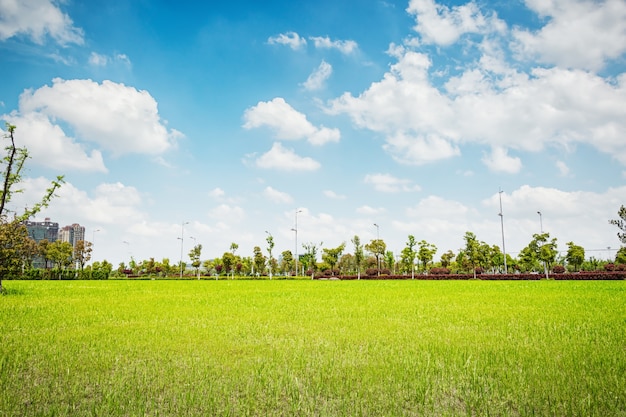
[
  {"left": 24, "top": 217, "right": 59, "bottom": 244},
  {"left": 58, "top": 223, "right": 86, "bottom": 248},
  {"left": 24, "top": 218, "right": 59, "bottom": 268}
]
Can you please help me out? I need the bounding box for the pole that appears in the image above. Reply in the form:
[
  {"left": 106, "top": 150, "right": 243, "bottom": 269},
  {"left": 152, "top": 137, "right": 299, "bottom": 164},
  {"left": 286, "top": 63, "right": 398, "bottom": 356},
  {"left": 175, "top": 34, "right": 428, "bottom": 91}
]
[
  {"left": 498, "top": 190, "right": 507, "bottom": 274},
  {"left": 180, "top": 221, "right": 189, "bottom": 278},
  {"left": 374, "top": 223, "right": 380, "bottom": 276}
]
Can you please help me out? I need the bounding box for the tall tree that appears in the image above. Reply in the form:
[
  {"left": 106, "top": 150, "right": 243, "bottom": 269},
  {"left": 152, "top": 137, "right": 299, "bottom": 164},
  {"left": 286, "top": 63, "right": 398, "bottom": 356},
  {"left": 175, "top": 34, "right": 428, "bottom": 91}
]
[
  {"left": 189, "top": 244, "right": 202, "bottom": 278},
  {"left": 74, "top": 240, "right": 92, "bottom": 271},
  {"left": 365, "top": 239, "right": 386, "bottom": 275},
  {"left": 47, "top": 241, "right": 73, "bottom": 276},
  {"left": 1, "top": 124, "right": 64, "bottom": 292},
  {"left": 351, "top": 235, "right": 364, "bottom": 279},
  {"left": 253, "top": 246, "right": 265, "bottom": 276},
  {"left": 400, "top": 235, "right": 417, "bottom": 278},
  {"left": 279, "top": 250, "right": 293, "bottom": 275},
  {"left": 301, "top": 242, "right": 322, "bottom": 278},
  {"left": 265, "top": 234, "right": 275, "bottom": 279},
  {"left": 417, "top": 240, "right": 437, "bottom": 272},
  {"left": 440, "top": 250, "right": 455, "bottom": 269},
  {"left": 322, "top": 243, "right": 345, "bottom": 275},
  {"left": 222, "top": 251, "right": 236, "bottom": 278},
  {"left": 566, "top": 241, "right": 585, "bottom": 272},
  {"left": 609, "top": 205, "right": 626, "bottom": 245},
  {"left": 462, "top": 232, "right": 481, "bottom": 278}
]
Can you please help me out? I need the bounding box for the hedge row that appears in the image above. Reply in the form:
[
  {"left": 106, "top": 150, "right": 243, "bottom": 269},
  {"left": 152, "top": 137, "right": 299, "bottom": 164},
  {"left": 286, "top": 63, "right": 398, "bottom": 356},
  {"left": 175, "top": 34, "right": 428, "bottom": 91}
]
[{"left": 330, "top": 272, "right": 626, "bottom": 281}]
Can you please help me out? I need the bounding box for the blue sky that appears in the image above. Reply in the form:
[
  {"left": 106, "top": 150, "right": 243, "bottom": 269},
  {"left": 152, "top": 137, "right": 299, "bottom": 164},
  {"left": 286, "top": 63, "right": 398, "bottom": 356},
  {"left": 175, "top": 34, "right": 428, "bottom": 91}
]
[{"left": 1, "top": 0, "right": 625, "bottom": 266}]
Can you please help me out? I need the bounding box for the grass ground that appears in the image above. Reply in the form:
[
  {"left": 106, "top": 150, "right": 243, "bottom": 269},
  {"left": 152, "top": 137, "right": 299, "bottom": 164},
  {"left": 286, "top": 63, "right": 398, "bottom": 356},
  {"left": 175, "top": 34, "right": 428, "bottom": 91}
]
[{"left": 0, "top": 279, "right": 624, "bottom": 416}]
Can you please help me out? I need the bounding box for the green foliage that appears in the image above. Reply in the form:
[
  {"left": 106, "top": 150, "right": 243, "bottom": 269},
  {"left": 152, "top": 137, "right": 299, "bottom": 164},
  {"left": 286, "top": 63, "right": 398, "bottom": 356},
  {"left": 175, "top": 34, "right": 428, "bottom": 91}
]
[
  {"left": 321, "top": 243, "right": 345, "bottom": 275},
  {"left": 417, "top": 239, "right": 437, "bottom": 272},
  {"left": 566, "top": 241, "right": 585, "bottom": 271},
  {"left": 351, "top": 235, "right": 364, "bottom": 278}
]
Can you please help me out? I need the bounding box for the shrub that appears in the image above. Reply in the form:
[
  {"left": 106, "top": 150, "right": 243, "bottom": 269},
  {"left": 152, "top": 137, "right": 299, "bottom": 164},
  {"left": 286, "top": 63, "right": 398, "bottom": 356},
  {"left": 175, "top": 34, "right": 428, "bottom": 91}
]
[
  {"left": 604, "top": 263, "right": 615, "bottom": 271},
  {"left": 552, "top": 265, "right": 565, "bottom": 274},
  {"left": 430, "top": 267, "right": 451, "bottom": 275},
  {"left": 380, "top": 268, "right": 391, "bottom": 276},
  {"left": 365, "top": 268, "right": 378, "bottom": 277}
]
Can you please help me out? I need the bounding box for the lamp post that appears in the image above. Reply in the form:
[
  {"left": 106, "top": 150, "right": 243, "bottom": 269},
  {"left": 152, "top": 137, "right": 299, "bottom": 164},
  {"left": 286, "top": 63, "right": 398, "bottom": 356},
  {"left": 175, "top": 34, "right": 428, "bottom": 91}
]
[
  {"left": 291, "top": 209, "right": 302, "bottom": 277},
  {"left": 179, "top": 221, "right": 189, "bottom": 279},
  {"left": 498, "top": 189, "right": 507, "bottom": 274},
  {"left": 537, "top": 211, "right": 543, "bottom": 233},
  {"left": 374, "top": 223, "right": 380, "bottom": 276}
]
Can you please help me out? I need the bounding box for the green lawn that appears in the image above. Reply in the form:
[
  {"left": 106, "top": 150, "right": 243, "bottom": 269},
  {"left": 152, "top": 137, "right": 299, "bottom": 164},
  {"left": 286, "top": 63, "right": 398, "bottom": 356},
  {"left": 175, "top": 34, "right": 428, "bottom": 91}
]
[{"left": 1, "top": 280, "right": 624, "bottom": 416}]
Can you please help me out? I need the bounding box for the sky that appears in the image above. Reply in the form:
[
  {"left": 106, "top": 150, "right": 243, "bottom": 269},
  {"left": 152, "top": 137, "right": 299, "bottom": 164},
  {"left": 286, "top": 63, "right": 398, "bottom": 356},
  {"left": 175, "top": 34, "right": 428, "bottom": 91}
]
[{"left": 1, "top": 0, "right": 625, "bottom": 267}]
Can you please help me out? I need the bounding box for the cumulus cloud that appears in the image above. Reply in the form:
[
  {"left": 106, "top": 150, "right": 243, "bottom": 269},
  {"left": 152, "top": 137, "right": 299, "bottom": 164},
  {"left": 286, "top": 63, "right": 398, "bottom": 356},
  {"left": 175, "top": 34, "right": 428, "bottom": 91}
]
[
  {"left": 328, "top": 46, "right": 626, "bottom": 166},
  {"left": 356, "top": 205, "right": 386, "bottom": 215},
  {"left": 268, "top": 31, "right": 307, "bottom": 50},
  {"left": 324, "top": 190, "right": 346, "bottom": 200},
  {"left": 0, "top": 0, "right": 84, "bottom": 45},
  {"left": 481, "top": 147, "right": 522, "bottom": 174},
  {"left": 264, "top": 186, "right": 294, "bottom": 204},
  {"left": 207, "top": 204, "right": 245, "bottom": 223},
  {"left": 252, "top": 142, "right": 321, "bottom": 171},
  {"left": 302, "top": 60, "right": 333, "bottom": 91},
  {"left": 7, "top": 79, "right": 182, "bottom": 163},
  {"left": 406, "top": 0, "right": 505, "bottom": 46},
  {"left": 364, "top": 173, "right": 421, "bottom": 193},
  {"left": 243, "top": 97, "right": 340, "bottom": 145},
  {"left": 309, "top": 36, "right": 358, "bottom": 54},
  {"left": 512, "top": 0, "right": 626, "bottom": 71}
]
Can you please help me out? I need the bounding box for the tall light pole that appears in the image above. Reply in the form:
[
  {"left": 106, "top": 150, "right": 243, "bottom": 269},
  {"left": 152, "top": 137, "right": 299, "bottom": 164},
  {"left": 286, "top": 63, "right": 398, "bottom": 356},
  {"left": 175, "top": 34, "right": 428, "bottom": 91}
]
[
  {"left": 374, "top": 223, "right": 380, "bottom": 276},
  {"left": 92, "top": 228, "right": 100, "bottom": 265},
  {"left": 537, "top": 211, "right": 543, "bottom": 233},
  {"left": 179, "top": 221, "right": 189, "bottom": 278},
  {"left": 291, "top": 209, "right": 302, "bottom": 277},
  {"left": 498, "top": 189, "right": 507, "bottom": 274}
]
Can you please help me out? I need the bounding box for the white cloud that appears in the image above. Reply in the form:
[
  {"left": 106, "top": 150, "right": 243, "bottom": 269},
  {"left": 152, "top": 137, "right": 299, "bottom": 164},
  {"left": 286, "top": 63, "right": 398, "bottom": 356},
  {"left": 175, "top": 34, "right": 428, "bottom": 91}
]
[
  {"left": 264, "top": 186, "right": 294, "bottom": 204},
  {"left": 88, "top": 52, "right": 132, "bottom": 67},
  {"left": 243, "top": 97, "right": 340, "bottom": 146},
  {"left": 2, "top": 112, "right": 107, "bottom": 172},
  {"left": 512, "top": 0, "right": 626, "bottom": 71},
  {"left": 364, "top": 173, "right": 421, "bottom": 193},
  {"left": 252, "top": 142, "right": 321, "bottom": 171},
  {"left": 324, "top": 190, "right": 346, "bottom": 200},
  {"left": 13, "top": 78, "right": 181, "bottom": 157},
  {"left": 208, "top": 204, "right": 245, "bottom": 223},
  {"left": 309, "top": 36, "right": 358, "bottom": 54},
  {"left": 302, "top": 60, "right": 333, "bottom": 91},
  {"left": 406, "top": 0, "right": 505, "bottom": 46},
  {"left": 0, "top": 0, "right": 84, "bottom": 45},
  {"left": 209, "top": 188, "right": 225, "bottom": 198},
  {"left": 356, "top": 205, "right": 386, "bottom": 215},
  {"left": 268, "top": 31, "right": 307, "bottom": 50},
  {"left": 328, "top": 47, "right": 626, "bottom": 166},
  {"left": 556, "top": 160, "right": 570, "bottom": 177},
  {"left": 481, "top": 147, "right": 522, "bottom": 174}
]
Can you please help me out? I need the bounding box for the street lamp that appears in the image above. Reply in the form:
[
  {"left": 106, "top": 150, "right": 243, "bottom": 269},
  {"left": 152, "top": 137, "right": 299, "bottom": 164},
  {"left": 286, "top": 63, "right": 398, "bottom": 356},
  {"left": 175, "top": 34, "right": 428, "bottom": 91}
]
[
  {"left": 291, "top": 209, "right": 302, "bottom": 277},
  {"left": 498, "top": 189, "right": 507, "bottom": 274},
  {"left": 374, "top": 223, "right": 380, "bottom": 276},
  {"left": 537, "top": 211, "right": 543, "bottom": 233},
  {"left": 179, "top": 221, "right": 189, "bottom": 278}
]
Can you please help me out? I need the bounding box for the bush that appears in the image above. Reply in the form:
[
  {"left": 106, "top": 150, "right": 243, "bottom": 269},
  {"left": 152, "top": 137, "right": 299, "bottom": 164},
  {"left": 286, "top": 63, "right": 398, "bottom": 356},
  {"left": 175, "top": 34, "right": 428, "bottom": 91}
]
[
  {"left": 365, "top": 268, "right": 378, "bottom": 277},
  {"left": 552, "top": 265, "right": 565, "bottom": 274},
  {"left": 430, "top": 267, "right": 451, "bottom": 275}
]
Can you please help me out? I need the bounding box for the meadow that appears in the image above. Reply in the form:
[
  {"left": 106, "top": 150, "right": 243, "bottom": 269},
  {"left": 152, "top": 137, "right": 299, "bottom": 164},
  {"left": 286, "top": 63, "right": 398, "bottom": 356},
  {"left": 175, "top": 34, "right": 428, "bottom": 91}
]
[{"left": 0, "top": 279, "right": 624, "bottom": 416}]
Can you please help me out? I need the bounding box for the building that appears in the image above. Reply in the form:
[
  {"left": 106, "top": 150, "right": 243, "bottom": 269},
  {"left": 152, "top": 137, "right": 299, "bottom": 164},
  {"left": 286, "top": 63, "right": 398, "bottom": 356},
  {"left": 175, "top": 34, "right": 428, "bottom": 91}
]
[
  {"left": 58, "top": 223, "right": 86, "bottom": 248},
  {"left": 24, "top": 218, "right": 59, "bottom": 269}
]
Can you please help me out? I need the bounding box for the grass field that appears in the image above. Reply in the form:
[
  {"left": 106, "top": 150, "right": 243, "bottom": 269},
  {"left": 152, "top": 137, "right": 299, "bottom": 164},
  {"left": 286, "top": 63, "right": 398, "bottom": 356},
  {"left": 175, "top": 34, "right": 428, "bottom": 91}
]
[{"left": 0, "top": 280, "right": 624, "bottom": 416}]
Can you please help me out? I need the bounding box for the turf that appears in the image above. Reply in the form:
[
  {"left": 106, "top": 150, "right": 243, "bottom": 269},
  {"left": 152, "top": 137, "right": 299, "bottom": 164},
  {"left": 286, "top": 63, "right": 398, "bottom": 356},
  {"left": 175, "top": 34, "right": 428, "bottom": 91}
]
[{"left": 1, "top": 280, "right": 624, "bottom": 416}]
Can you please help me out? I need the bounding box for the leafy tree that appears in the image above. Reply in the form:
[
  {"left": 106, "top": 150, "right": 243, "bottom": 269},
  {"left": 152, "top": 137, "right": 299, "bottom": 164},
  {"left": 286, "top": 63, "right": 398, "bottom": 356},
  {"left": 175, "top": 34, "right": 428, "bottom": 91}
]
[
  {"left": 337, "top": 253, "right": 355, "bottom": 275},
  {"left": 189, "top": 244, "right": 202, "bottom": 278},
  {"left": 565, "top": 241, "right": 585, "bottom": 271},
  {"left": 1, "top": 123, "right": 64, "bottom": 291},
  {"left": 440, "top": 250, "right": 455, "bottom": 268},
  {"left": 280, "top": 250, "right": 293, "bottom": 275},
  {"left": 222, "top": 251, "right": 236, "bottom": 278},
  {"left": 400, "top": 235, "right": 417, "bottom": 277},
  {"left": 301, "top": 242, "right": 322, "bottom": 278},
  {"left": 609, "top": 205, "right": 626, "bottom": 244},
  {"left": 351, "top": 235, "right": 364, "bottom": 279},
  {"left": 417, "top": 240, "right": 437, "bottom": 272},
  {"left": 253, "top": 246, "right": 265, "bottom": 276},
  {"left": 47, "top": 240, "right": 73, "bottom": 275},
  {"left": 74, "top": 240, "right": 92, "bottom": 271},
  {"left": 322, "top": 243, "right": 345, "bottom": 275},
  {"left": 364, "top": 239, "right": 386, "bottom": 275},
  {"left": 462, "top": 232, "right": 481, "bottom": 278},
  {"left": 266, "top": 234, "right": 275, "bottom": 279},
  {"left": 230, "top": 242, "right": 238, "bottom": 254},
  {"left": 384, "top": 250, "right": 395, "bottom": 272},
  {"left": 616, "top": 247, "right": 626, "bottom": 264}
]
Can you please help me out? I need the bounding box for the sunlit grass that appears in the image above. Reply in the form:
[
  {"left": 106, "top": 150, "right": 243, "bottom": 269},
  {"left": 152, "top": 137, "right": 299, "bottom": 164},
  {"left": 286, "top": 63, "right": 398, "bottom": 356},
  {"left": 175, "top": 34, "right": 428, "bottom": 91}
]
[{"left": 1, "top": 280, "right": 624, "bottom": 416}]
